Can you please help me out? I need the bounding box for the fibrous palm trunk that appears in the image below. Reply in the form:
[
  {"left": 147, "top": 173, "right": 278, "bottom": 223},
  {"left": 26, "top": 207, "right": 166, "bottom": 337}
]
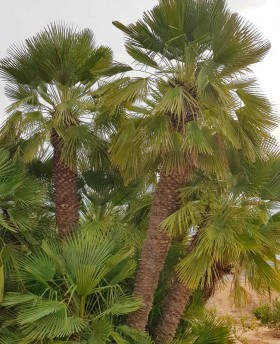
[
  {"left": 154, "top": 275, "right": 192, "bottom": 343},
  {"left": 51, "top": 129, "right": 79, "bottom": 237},
  {"left": 154, "top": 234, "right": 198, "bottom": 342},
  {"left": 202, "top": 265, "right": 232, "bottom": 302},
  {"left": 127, "top": 170, "right": 189, "bottom": 330},
  {"left": 154, "top": 263, "right": 231, "bottom": 343}
]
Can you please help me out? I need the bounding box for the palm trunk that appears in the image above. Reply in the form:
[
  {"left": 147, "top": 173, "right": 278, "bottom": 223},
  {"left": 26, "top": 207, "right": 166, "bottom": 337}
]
[
  {"left": 51, "top": 129, "right": 79, "bottom": 237},
  {"left": 154, "top": 234, "right": 198, "bottom": 343},
  {"left": 127, "top": 170, "right": 189, "bottom": 330},
  {"left": 154, "top": 263, "right": 231, "bottom": 343},
  {"left": 154, "top": 275, "right": 192, "bottom": 343},
  {"left": 203, "top": 265, "right": 232, "bottom": 302}
]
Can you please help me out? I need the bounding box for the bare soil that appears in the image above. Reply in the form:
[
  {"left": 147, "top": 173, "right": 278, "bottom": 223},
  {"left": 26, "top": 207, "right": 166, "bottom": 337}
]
[
  {"left": 207, "top": 280, "right": 280, "bottom": 344},
  {"left": 243, "top": 328, "right": 280, "bottom": 344}
]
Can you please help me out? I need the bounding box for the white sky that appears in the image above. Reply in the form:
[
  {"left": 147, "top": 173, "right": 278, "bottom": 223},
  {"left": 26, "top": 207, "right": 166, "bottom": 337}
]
[{"left": 0, "top": 0, "right": 279, "bottom": 138}]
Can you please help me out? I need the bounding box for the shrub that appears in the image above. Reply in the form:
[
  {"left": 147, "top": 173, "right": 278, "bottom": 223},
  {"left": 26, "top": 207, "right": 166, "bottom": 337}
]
[
  {"left": 253, "top": 304, "right": 272, "bottom": 324},
  {"left": 270, "top": 301, "right": 280, "bottom": 330},
  {"left": 253, "top": 301, "right": 280, "bottom": 329},
  {"left": 220, "top": 314, "right": 258, "bottom": 343}
]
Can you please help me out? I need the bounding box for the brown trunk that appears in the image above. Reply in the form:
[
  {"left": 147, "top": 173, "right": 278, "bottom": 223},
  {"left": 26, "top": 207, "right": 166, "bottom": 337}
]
[
  {"left": 154, "top": 263, "right": 231, "bottom": 343},
  {"left": 154, "top": 234, "right": 198, "bottom": 343},
  {"left": 51, "top": 129, "right": 79, "bottom": 237},
  {"left": 127, "top": 170, "right": 190, "bottom": 331},
  {"left": 154, "top": 275, "right": 192, "bottom": 343},
  {"left": 203, "top": 265, "right": 232, "bottom": 303}
]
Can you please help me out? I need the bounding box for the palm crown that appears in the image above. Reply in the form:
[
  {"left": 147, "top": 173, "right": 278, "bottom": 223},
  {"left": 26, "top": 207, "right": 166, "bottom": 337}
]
[
  {"left": 106, "top": 0, "right": 278, "bottom": 180},
  {"left": 0, "top": 23, "right": 129, "bottom": 167},
  {"left": 0, "top": 23, "right": 131, "bottom": 236}
]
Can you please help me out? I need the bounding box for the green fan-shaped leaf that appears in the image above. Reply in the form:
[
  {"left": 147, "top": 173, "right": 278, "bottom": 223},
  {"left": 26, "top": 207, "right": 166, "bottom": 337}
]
[
  {"left": 110, "top": 295, "right": 141, "bottom": 316},
  {"left": 88, "top": 317, "right": 112, "bottom": 344}
]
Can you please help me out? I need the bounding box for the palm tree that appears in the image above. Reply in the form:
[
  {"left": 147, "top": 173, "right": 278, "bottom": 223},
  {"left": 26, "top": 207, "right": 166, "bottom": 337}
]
[
  {"left": 154, "top": 154, "right": 280, "bottom": 342},
  {"left": 109, "top": 0, "right": 277, "bottom": 330},
  {"left": 0, "top": 23, "right": 130, "bottom": 237}
]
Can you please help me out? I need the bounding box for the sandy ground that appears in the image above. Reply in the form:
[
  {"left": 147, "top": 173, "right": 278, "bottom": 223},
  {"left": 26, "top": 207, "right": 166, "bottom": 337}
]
[
  {"left": 207, "top": 280, "right": 280, "bottom": 344},
  {"left": 242, "top": 328, "right": 280, "bottom": 344}
]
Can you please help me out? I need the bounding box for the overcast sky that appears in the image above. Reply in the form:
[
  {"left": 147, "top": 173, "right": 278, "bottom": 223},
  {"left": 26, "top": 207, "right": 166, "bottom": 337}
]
[{"left": 0, "top": 0, "right": 279, "bottom": 137}]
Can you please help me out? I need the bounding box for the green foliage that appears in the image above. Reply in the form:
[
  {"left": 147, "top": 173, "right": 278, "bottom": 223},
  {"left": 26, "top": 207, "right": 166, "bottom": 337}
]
[
  {"left": 253, "top": 304, "right": 272, "bottom": 324},
  {"left": 108, "top": 0, "right": 278, "bottom": 182},
  {"left": 0, "top": 149, "right": 49, "bottom": 251},
  {"left": 0, "top": 23, "right": 127, "bottom": 171},
  {"left": 0, "top": 1, "right": 279, "bottom": 342},
  {"left": 0, "top": 226, "right": 140, "bottom": 342},
  {"left": 0, "top": 262, "right": 3, "bottom": 303},
  {"left": 173, "top": 311, "right": 235, "bottom": 344},
  {"left": 148, "top": 158, "right": 280, "bottom": 300},
  {"left": 189, "top": 314, "right": 234, "bottom": 344},
  {"left": 253, "top": 301, "right": 280, "bottom": 330},
  {"left": 220, "top": 314, "right": 259, "bottom": 343}
]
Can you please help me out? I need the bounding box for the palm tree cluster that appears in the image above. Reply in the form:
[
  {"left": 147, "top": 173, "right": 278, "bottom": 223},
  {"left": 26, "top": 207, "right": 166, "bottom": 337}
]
[{"left": 0, "top": 0, "right": 280, "bottom": 343}]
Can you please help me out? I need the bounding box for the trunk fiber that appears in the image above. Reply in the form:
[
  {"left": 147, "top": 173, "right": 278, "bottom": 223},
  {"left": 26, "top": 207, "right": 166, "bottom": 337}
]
[
  {"left": 51, "top": 129, "right": 79, "bottom": 237},
  {"left": 154, "top": 234, "right": 198, "bottom": 343},
  {"left": 154, "top": 263, "right": 231, "bottom": 343},
  {"left": 127, "top": 170, "right": 189, "bottom": 331},
  {"left": 154, "top": 275, "right": 192, "bottom": 343},
  {"left": 203, "top": 265, "right": 232, "bottom": 302}
]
